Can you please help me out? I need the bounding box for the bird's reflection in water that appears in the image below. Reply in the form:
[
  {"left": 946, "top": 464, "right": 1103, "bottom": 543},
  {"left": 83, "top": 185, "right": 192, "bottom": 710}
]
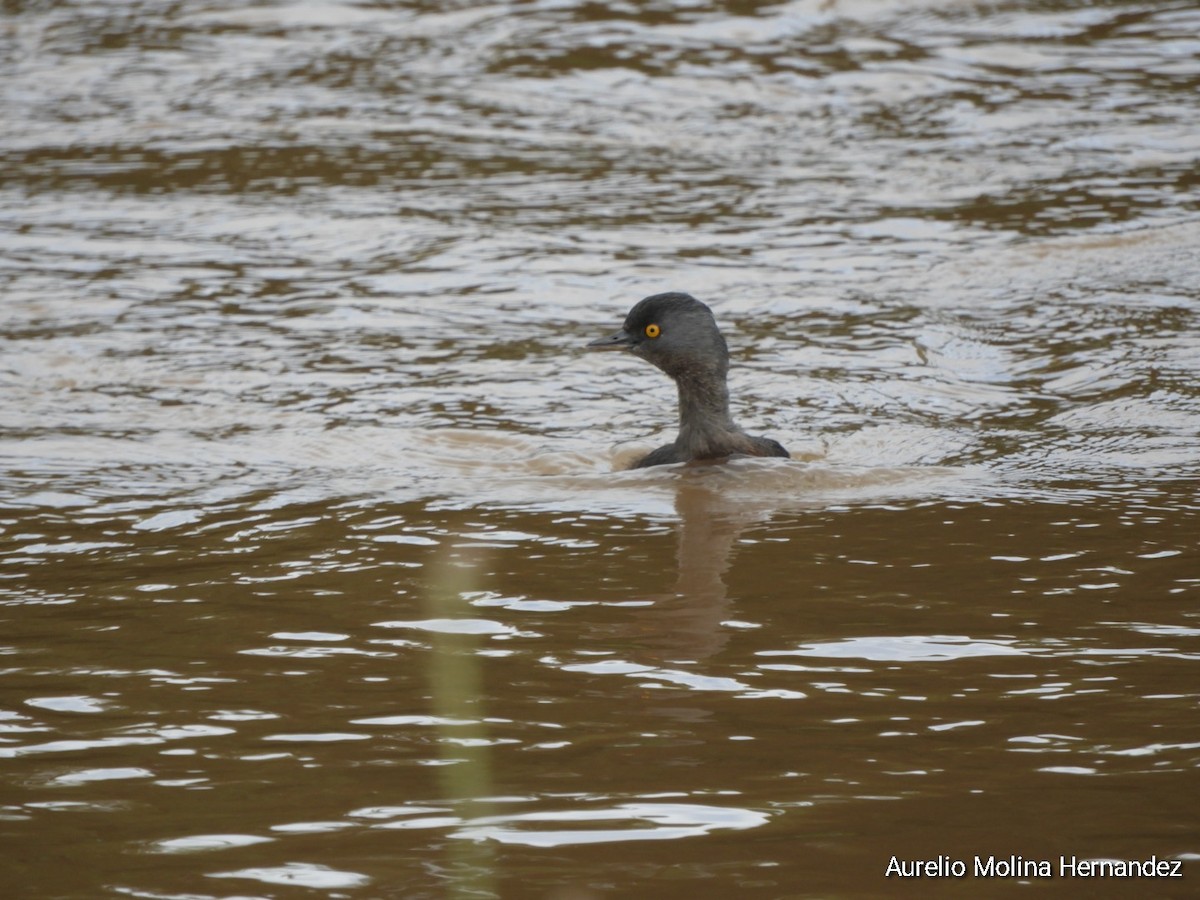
[{"left": 622, "top": 465, "right": 771, "bottom": 665}]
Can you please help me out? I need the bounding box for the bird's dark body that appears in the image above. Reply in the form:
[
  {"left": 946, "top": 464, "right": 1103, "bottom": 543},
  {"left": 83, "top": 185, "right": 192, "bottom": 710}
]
[
  {"left": 632, "top": 433, "right": 788, "bottom": 469},
  {"left": 586, "top": 292, "right": 790, "bottom": 469}
]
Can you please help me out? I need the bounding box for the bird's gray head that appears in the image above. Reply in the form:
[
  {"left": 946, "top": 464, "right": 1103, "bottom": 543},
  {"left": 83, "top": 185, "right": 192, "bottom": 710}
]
[{"left": 586, "top": 292, "right": 729, "bottom": 381}]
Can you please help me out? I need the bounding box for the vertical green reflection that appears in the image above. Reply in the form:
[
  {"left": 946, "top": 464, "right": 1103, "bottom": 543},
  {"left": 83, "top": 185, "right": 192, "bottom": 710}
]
[{"left": 427, "top": 548, "right": 496, "bottom": 899}]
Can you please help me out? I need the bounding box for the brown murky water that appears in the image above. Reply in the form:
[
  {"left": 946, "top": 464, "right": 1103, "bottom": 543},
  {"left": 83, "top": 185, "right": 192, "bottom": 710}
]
[{"left": 2, "top": 1, "right": 1199, "bottom": 898}]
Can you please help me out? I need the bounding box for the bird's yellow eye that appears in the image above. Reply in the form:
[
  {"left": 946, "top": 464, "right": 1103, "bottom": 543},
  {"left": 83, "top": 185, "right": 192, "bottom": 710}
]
[{"left": 644, "top": 323, "right": 661, "bottom": 339}]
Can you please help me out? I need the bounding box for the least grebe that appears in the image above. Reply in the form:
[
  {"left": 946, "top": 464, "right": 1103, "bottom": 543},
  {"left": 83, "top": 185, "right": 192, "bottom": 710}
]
[{"left": 586, "top": 292, "right": 789, "bottom": 469}]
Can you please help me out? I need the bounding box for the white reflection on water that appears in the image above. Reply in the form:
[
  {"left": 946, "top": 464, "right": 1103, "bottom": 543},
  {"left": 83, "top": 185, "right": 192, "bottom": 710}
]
[
  {"left": 451, "top": 801, "right": 771, "bottom": 847},
  {"left": 207, "top": 861, "right": 371, "bottom": 889},
  {"left": 51, "top": 767, "right": 154, "bottom": 785},
  {"left": 151, "top": 833, "right": 274, "bottom": 854},
  {"left": 23, "top": 695, "right": 109, "bottom": 714},
  {"left": 761, "top": 635, "right": 1027, "bottom": 662}
]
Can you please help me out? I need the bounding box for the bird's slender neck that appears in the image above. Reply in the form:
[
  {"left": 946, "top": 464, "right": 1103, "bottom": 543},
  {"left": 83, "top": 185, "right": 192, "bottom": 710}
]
[{"left": 673, "top": 367, "right": 742, "bottom": 457}]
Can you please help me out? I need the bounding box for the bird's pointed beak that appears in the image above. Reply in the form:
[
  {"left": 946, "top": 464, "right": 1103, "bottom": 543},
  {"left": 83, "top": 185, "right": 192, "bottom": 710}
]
[{"left": 585, "top": 329, "right": 634, "bottom": 351}]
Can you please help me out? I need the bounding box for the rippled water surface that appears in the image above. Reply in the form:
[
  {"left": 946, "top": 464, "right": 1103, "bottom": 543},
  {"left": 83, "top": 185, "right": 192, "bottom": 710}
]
[{"left": 2, "top": 1, "right": 1199, "bottom": 897}]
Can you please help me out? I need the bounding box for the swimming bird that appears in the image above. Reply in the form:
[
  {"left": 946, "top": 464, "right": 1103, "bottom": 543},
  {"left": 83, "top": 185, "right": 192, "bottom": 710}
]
[{"left": 586, "top": 292, "right": 789, "bottom": 469}]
